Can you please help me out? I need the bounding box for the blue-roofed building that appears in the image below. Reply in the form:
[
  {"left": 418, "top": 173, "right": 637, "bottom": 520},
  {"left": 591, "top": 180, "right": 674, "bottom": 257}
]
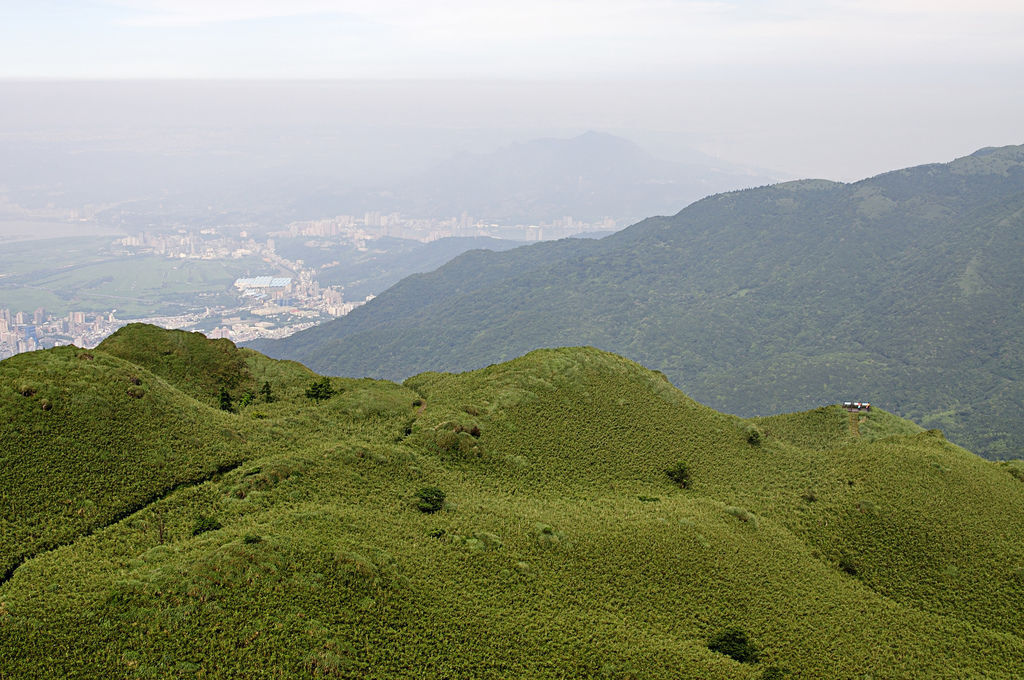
[{"left": 234, "top": 276, "right": 293, "bottom": 301}]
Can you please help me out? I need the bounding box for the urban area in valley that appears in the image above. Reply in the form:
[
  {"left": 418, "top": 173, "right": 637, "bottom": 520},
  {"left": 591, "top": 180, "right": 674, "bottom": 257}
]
[{"left": 0, "top": 211, "right": 614, "bottom": 360}]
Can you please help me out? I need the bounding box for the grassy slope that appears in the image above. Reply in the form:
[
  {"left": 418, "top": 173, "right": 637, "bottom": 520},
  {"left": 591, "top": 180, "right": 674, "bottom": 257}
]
[
  {"left": 1, "top": 331, "right": 1023, "bottom": 678},
  {"left": 0, "top": 345, "right": 259, "bottom": 581}
]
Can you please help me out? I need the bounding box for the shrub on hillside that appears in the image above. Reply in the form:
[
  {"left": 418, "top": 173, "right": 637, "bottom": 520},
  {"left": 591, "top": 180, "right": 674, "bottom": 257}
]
[
  {"left": 192, "top": 516, "right": 222, "bottom": 536},
  {"left": 305, "top": 377, "right": 336, "bottom": 402},
  {"left": 838, "top": 552, "right": 859, "bottom": 576},
  {"left": 218, "top": 387, "right": 234, "bottom": 412},
  {"left": 665, "top": 461, "right": 692, "bottom": 488},
  {"left": 534, "top": 522, "right": 567, "bottom": 549},
  {"left": 415, "top": 487, "right": 445, "bottom": 514},
  {"left": 1003, "top": 461, "right": 1024, "bottom": 483},
  {"left": 259, "top": 380, "right": 274, "bottom": 403},
  {"left": 746, "top": 424, "right": 764, "bottom": 446},
  {"left": 708, "top": 626, "right": 760, "bottom": 664}
]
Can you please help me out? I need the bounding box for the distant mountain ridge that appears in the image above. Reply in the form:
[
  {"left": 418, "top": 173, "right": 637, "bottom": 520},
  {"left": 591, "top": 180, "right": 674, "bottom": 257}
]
[
  {"left": 395, "top": 131, "right": 780, "bottom": 223},
  {"left": 252, "top": 144, "right": 1024, "bottom": 459}
]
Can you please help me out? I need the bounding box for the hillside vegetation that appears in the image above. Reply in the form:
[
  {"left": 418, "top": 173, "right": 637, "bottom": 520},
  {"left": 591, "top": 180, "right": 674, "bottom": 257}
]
[
  {"left": 2, "top": 327, "right": 1024, "bottom": 678},
  {"left": 253, "top": 144, "right": 1024, "bottom": 460}
]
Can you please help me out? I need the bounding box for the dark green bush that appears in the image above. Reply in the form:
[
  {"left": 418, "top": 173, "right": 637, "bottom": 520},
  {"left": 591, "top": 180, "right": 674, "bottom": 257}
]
[
  {"left": 415, "top": 487, "right": 445, "bottom": 514},
  {"left": 192, "top": 516, "right": 222, "bottom": 536},
  {"left": 218, "top": 387, "right": 233, "bottom": 412},
  {"left": 242, "top": 534, "right": 262, "bottom": 544},
  {"left": 708, "top": 626, "right": 760, "bottom": 664},
  {"left": 746, "top": 424, "right": 764, "bottom": 446},
  {"left": 305, "top": 377, "right": 336, "bottom": 401},
  {"left": 259, "top": 380, "right": 274, "bottom": 403},
  {"left": 839, "top": 552, "right": 858, "bottom": 576},
  {"left": 665, "top": 461, "right": 691, "bottom": 488}
]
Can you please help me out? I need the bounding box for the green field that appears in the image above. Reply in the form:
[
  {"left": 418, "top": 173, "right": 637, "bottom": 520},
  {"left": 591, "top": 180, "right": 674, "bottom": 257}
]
[
  {"left": 1, "top": 325, "right": 1022, "bottom": 678},
  {"left": 0, "top": 244, "right": 270, "bottom": 316}
]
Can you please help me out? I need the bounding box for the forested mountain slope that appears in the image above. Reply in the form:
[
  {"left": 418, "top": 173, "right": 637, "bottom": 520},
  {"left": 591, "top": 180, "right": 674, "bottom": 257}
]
[
  {"left": 253, "top": 145, "right": 1024, "bottom": 459},
  {"left": 2, "top": 328, "right": 1024, "bottom": 678}
]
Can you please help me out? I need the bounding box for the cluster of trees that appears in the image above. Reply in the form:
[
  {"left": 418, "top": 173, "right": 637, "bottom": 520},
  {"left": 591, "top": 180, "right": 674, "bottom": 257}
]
[{"left": 218, "top": 381, "right": 276, "bottom": 412}]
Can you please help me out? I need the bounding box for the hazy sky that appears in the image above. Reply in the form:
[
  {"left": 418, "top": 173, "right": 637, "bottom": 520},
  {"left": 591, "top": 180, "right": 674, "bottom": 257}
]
[
  {"left": 2, "top": 1, "right": 1023, "bottom": 180},
  {"left": 4, "top": 1, "right": 1024, "bottom": 79}
]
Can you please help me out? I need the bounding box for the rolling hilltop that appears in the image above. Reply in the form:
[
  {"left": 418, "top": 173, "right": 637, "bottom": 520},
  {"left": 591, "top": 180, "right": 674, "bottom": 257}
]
[
  {"left": 2, "top": 325, "right": 1024, "bottom": 678},
  {"left": 253, "top": 145, "right": 1024, "bottom": 460}
]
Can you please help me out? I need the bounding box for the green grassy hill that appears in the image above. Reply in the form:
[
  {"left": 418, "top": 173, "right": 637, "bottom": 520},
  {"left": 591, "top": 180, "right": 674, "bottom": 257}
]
[
  {"left": 0, "top": 345, "right": 257, "bottom": 584},
  {"left": 2, "top": 328, "right": 1023, "bottom": 678},
  {"left": 252, "top": 144, "right": 1024, "bottom": 460},
  {"left": 97, "top": 323, "right": 258, "bottom": 406}
]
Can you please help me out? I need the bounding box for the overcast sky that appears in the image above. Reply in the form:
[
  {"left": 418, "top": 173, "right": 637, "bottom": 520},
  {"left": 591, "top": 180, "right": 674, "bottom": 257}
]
[
  {"left": 1, "top": 1, "right": 1023, "bottom": 179},
  {"left": 4, "top": 1, "right": 1024, "bottom": 78}
]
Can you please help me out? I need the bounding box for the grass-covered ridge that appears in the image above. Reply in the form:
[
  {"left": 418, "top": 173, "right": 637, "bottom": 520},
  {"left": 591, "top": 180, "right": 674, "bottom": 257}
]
[
  {"left": 97, "top": 323, "right": 257, "bottom": 406},
  {"left": 2, "top": 328, "right": 1023, "bottom": 678}
]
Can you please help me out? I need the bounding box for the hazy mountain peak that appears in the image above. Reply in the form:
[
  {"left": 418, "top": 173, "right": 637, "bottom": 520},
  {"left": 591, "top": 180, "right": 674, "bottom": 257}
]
[{"left": 400, "top": 131, "right": 782, "bottom": 223}]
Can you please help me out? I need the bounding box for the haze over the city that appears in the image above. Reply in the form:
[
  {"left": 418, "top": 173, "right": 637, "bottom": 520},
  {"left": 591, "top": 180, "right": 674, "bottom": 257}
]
[{"left": 2, "top": 0, "right": 1022, "bottom": 196}]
